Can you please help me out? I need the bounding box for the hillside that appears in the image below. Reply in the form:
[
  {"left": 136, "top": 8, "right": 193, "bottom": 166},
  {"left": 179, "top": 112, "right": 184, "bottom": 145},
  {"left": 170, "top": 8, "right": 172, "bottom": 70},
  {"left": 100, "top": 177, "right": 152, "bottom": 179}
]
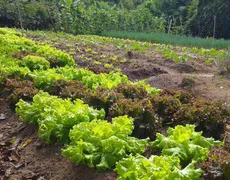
[{"left": 1, "top": 28, "right": 230, "bottom": 179}]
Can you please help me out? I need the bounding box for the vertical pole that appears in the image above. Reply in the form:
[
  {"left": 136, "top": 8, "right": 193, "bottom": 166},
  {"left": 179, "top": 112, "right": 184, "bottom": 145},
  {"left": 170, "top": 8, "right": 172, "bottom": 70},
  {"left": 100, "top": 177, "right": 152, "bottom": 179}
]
[
  {"left": 16, "top": 0, "right": 23, "bottom": 29},
  {"left": 213, "top": 15, "right": 216, "bottom": 38},
  {"left": 168, "top": 19, "right": 172, "bottom": 34}
]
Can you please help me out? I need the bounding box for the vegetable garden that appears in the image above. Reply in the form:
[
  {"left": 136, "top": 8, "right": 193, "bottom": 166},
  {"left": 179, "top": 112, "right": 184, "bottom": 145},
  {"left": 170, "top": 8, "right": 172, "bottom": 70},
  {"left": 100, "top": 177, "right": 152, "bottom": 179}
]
[{"left": 1, "top": 28, "right": 230, "bottom": 180}]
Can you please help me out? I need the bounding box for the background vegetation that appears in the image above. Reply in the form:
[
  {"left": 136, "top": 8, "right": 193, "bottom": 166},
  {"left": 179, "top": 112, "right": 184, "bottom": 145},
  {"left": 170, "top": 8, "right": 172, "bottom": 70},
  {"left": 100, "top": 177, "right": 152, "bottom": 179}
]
[{"left": 0, "top": 0, "right": 229, "bottom": 39}]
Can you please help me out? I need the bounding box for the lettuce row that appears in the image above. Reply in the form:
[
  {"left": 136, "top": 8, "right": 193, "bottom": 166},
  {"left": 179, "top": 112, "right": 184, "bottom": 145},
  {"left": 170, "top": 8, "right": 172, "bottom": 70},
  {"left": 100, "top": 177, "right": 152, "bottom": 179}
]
[
  {"left": 0, "top": 30, "right": 35, "bottom": 55},
  {"left": 1, "top": 64, "right": 159, "bottom": 94},
  {"left": 62, "top": 116, "right": 149, "bottom": 170},
  {"left": 0, "top": 66, "right": 31, "bottom": 78},
  {"left": 16, "top": 91, "right": 105, "bottom": 143},
  {"left": 0, "top": 28, "right": 75, "bottom": 67},
  {"left": 30, "top": 67, "right": 128, "bottom": 90},
  {"left": 30, "top": 66, "right": 159, "bottom": 94},
  {"left": 0, "top": 28, "right": 159, "bottom": 94}
]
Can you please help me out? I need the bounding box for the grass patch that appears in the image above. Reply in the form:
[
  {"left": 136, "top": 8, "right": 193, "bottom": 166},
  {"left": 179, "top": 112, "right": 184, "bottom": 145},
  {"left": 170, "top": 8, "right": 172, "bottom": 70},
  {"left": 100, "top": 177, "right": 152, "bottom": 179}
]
[{"left": 101, "top": 31, "right": 230, "bottom": 49}]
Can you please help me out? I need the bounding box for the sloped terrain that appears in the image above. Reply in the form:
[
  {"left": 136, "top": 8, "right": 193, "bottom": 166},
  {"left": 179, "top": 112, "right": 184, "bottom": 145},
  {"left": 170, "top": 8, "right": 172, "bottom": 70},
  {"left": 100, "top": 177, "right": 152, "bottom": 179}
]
[{"left": 1, "top": 29, "right": 230, "bottom": 180}]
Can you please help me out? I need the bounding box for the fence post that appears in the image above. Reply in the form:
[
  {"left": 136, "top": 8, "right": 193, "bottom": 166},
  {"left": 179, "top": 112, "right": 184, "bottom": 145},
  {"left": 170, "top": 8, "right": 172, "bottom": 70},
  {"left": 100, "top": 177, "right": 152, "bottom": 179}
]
[{"left": 213, "top": 15, "right": 216, "bottom": 38}]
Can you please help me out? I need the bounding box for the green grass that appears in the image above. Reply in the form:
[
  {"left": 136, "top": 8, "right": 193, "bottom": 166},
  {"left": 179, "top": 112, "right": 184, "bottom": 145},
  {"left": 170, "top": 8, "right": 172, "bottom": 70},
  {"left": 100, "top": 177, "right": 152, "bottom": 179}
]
[{"left": 101, "top": 31, "right": 230, "bottom": 49}]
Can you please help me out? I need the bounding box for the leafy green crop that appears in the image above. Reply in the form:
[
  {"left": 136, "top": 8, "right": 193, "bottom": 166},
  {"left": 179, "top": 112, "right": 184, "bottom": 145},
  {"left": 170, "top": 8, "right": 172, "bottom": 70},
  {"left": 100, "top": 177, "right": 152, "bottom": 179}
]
[
  {"left": 0, "top": 28, "right": 75, "bottom": 68},
  {"left": 152, "top": 124, "right": 223, "bottom": 165},
  {"left": 62, "top": 116, "right": 149, "bottom": 170},
  {"left": 0, "top": 29, "right": 35, "bottom": 55},
  {"left": 115, "top": 154, "right": 202, "bottom": 180},
  {"left": 0, "top": 66, "right": 31, "bottom": 79},
  {"left": 115, "top": 125, "right": 222, "bottom": 180},
  {"left": 20, "top": 55, "right": 50, "bottom": 71},
  {"left": 30, "top": 67, "right": 129, "bottom": 90},
  {"left": 0, "top": 28, "right": 160, "bottom": 95},
  {"left": 0, "top": 28, "right": 22, "bottom": 36},
  {"left": 16, "top": 91, "right": 105, "bottom": 143},
  {"left": 30, "top": 66, "right": 159, "bottom": 94},
  {"left": 35, "top": 45, "right": 75, "bottom": 67}
]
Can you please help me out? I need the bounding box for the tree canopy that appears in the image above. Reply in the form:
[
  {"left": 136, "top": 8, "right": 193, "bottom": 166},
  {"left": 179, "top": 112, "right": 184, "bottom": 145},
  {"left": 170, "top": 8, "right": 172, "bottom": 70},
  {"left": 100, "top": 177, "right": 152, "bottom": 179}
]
[{"left": 0, "top": 0, "right": 229, "bottom": 39}]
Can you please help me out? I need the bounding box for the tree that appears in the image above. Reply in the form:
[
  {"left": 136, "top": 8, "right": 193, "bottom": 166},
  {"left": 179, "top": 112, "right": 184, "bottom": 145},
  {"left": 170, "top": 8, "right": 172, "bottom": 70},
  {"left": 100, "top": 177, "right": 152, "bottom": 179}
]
[{"left": 185, "top": 0, "right": 230, "bottom": 39}]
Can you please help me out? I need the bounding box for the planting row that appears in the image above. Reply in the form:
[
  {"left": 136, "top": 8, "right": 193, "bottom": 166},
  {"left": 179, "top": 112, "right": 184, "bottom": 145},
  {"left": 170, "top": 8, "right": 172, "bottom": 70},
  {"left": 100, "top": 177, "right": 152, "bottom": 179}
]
[
  {"left": 2, "top": 77, "right": 229, "bottom": 141},
  {"left": 32, "top": 30, "right": 227, "bottom": 64},
  {"left": 27, "top": 30, "right": 228, "bottom": 66},
  {"left": 0, "top": 28, "right": 160, "bottom": 95}
]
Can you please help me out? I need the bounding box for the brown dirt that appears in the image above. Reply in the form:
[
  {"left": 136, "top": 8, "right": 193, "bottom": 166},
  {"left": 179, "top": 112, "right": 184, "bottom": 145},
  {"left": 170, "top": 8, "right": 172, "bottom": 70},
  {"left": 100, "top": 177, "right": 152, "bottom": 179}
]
[
  {"left": 148, "top": 73, "right": 230, "bottom": 103},
  {"left": 122, "top": 63, "right": 168, "bottom": 81}
]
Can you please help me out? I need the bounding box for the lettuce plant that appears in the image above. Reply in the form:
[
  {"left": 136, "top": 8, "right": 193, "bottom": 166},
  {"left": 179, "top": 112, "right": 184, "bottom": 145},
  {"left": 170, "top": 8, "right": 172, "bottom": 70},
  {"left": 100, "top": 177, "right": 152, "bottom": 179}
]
[
  {"left": 20, "top": 55, "right": 50, "bottom": 71},
  {"left": 62, "top": 116, "right": 149, "bottom": 170},
  {"left": 16, "top": 91, "right": 105, "bottom": 143},
  {"left": 115, "top": 154, "right": 202, "bottom": 180},
  {"left": 152, "top": 124, "right": 223, "bottom": 165}
]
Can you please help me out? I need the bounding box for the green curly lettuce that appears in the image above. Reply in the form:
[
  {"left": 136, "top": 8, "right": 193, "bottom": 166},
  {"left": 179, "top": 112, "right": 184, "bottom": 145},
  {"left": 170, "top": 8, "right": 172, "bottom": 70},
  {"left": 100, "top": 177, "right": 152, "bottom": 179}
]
[
  {"left": 62, "top": 116, "right": 149, "bottom": 170},
  {"left": 115, "top": 154, "right": 202, "bottom": 180},
  {"left": 152, "top": 124, "right": 223, "bottom": 165},
  {"left": 16, "top": 91, "right": 105, "bottom": 143}
]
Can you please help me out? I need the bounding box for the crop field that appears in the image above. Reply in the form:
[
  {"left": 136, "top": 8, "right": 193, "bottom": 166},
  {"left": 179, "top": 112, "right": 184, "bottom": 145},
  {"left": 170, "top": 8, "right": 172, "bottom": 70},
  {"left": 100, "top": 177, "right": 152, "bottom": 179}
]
[
  {"left": 102, "top": 31, "right": 230, "bottom": 49},
  {"left": 1, "top": 28, "right": 230, "bottom": 180}
]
